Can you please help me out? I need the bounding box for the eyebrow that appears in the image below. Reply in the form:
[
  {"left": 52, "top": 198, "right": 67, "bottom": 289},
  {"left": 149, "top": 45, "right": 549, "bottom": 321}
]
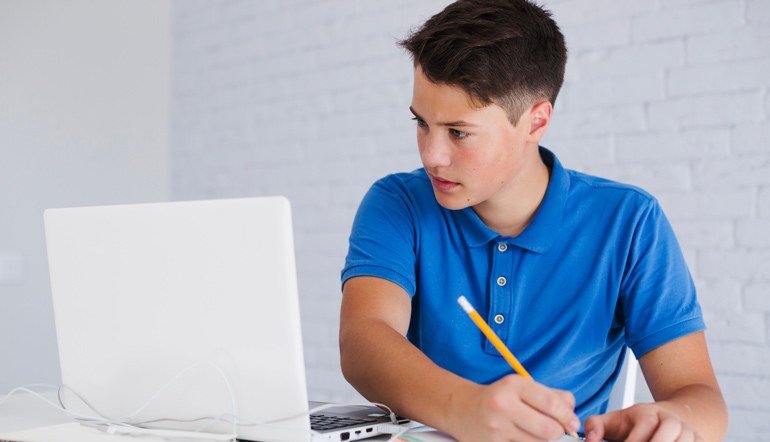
[{"left": 409, "top": 107, "right": 478, "bottom": 128}]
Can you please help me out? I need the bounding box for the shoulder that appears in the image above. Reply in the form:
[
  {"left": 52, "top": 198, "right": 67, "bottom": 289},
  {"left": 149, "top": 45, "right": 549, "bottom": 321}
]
[
  {"left": 565, "top": 169, "right": 659, "bottom": 220},
  {"left": 567, "top": 169, "right": 655, "bottom": 202},
  {"left": 541, "top": 147, "right": 658, "bottom": 223},
  {"left": 364, "top": 168, "right": 437, "bottom": 211},
  {"left": 372, "top": 168, "right": 431, "bottom": 194}
]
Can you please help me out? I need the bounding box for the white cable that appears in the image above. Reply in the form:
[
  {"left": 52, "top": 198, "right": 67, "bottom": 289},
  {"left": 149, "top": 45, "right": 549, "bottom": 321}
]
[
  {"left": 0, "top": 383, "right": 59, "bottom": 406},
  {"left": 2, "top": 370, "right": 405, "bottom": 441},
  {"left": 384, "top": 426, "right": 409, "bottom": 442},
  {"left": 191, "top": 401, "right": 403, "bottom": 437},
  {"left": 59, "top": 361, "right": 238, "bottom": 435},
  {"left": 370, "top": 402, "right": 399, "bottom": 425},
  {"left": 195, "top": 412, "right": 322, "bottom": 437},
  {"left": 121, "top": 361, "right": 237, "bottom": 434},
  {"left": 57, "top": 384, "right": 114, "bottom": 420},
  {"left": 94, "top": 424, "right": 235, "bottom": 442},
  {"left": 0, "top": 385, "right": 115, "bottom": 425}
]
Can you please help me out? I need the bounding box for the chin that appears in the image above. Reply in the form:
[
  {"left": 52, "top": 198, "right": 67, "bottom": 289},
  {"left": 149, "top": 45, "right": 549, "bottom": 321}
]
[{"left": 433, "top": 191, "right": 473, "bottom": 211}]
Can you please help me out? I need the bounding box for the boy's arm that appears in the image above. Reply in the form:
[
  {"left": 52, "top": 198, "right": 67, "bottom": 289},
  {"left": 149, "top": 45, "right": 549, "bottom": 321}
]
[
  {"left": 584, "top": 332, "right": 728, "bottom": 442},
  {"left": 339, "top": 275, "right": 580, "bottom": 442}
]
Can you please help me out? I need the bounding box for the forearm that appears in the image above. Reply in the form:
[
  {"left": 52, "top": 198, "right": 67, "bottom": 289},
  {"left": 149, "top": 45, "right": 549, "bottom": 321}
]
[
  {"left": 339, "top": 318, "right": 476, "bottom": 433},
  {"left": 654, "top": 383, "right": 728, "bottom": 442},
  {"left": 340, "top": 278, "right": 582, "bottom": 442},
  {"left": 631, "top": 332, "right": 728, "bottom": 442}
]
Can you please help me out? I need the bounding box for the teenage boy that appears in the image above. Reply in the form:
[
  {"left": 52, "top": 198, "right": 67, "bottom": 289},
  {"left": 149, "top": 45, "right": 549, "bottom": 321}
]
[{"left": 339, "top": 1, "right": 728, "bottom": 441}]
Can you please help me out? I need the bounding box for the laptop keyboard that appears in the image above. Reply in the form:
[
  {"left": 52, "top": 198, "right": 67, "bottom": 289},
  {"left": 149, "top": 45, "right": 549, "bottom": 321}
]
[{"left": 310, "top": 413, "right": 378, "bottom": 431}]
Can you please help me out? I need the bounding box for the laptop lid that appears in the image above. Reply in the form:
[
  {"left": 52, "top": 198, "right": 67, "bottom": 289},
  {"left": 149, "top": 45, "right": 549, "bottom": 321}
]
[{"left": 45, "top": 197, "right": 311, "bottom": 442}]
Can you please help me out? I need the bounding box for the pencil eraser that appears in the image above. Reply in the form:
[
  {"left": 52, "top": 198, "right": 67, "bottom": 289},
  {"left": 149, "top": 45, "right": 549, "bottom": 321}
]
[{"left": 457, "top": 296, "right": 474, "bottom": 313}]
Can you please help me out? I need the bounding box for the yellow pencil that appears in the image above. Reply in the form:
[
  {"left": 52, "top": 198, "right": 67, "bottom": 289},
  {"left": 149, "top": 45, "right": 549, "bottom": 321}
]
[{"left": 457, "top": 296, "right": 580, "bottom": 439}]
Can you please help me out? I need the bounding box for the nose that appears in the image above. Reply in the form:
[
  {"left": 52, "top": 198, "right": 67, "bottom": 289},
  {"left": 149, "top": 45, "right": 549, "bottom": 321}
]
[{"left": 420, "top": 134, "right": 451, "bottom": 168}]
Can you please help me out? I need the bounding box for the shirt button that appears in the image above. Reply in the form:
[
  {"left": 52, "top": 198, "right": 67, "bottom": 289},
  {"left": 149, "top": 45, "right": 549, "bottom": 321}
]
[
  {"left": 497, "top": 244, "right": 507, "bottom": 252},
  {"left": 494, "top": 314, "right": 505, "bottom": 324},
  {"left": 497, "top": 276, "right": 507, "bottom": 286}
]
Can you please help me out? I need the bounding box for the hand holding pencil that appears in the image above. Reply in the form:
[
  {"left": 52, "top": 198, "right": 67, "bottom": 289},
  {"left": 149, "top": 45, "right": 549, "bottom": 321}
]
[{"left": 457, "top": 296, "right": 582, "bottom": 440}]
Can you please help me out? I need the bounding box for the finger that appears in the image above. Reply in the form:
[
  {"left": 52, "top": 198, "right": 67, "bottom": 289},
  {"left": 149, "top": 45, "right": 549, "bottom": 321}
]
[
  {"left": 520, "top": 383, "right": 580, "bottom": 432},
  {"left": 512, "top": 399, "right": 569, "bottom": 441},
  {"left": 647, "top": 416, "right": 683, "bottom": 442},
  {"left": 555, "top": 390, "right": 580, "bottom": 434},
  {"left": 677, "top": 426, "right": 696, "bottom": 442},
  {"left": 625, "top": 410, "right": 659, "bottom": 442},
  {"left": 583, "top": 415, "right": 608, "bottom": 442},
  {"left": 556, "top": 389, "right": 577, "bottom": 409},
  {"left": 504, "top": 426, "right": 553, "bottom": 442}
]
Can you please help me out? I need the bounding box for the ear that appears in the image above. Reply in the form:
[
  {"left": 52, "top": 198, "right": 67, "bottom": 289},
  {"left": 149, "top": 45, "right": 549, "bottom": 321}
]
[{"left": 526, "top": 101, "right": 552, "bottom": 143}]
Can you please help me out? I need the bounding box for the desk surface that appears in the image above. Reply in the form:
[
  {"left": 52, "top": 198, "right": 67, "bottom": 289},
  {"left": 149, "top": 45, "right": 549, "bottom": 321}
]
[
  {"left": 0, "top": 390, "right": 71, "bottom": 434},
  {"left": 0, "top": 392, "right": 579, "bottom": 442},
  {"left": 0, "top": 391, "right": 458, "bottom": 442},
  {"left": 0, "top": 392, "right": 578, "bottom": 442}
]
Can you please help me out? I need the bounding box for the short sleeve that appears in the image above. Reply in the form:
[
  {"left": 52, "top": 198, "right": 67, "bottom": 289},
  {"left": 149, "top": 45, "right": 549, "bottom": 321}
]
[
  {"left": 341, "top": 176, "right": 419, "bottom": 296},
  {"left": 620, "top": 199, "right": 705, "bottom": 357}
]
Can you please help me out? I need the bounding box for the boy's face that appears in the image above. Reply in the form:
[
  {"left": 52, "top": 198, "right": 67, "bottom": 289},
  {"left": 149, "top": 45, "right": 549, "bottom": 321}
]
[{"left": 410, "top": 66, "right": 540, "bottom": 212}]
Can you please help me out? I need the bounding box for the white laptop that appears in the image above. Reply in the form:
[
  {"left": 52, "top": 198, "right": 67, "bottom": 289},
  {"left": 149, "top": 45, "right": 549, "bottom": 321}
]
[{"left": 43, "top": 197, "right": 407, "bottom": 442}]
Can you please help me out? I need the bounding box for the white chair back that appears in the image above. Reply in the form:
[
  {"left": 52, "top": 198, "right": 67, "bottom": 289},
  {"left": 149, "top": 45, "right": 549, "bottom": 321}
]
[{"left": 606, "top": 350, "right": 638, "bottom": 412}]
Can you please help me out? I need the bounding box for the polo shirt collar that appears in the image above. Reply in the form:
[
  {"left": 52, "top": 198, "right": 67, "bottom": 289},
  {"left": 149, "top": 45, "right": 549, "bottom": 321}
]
[{"left": 457, "top": 147, "right": 569, "bottom": 253}]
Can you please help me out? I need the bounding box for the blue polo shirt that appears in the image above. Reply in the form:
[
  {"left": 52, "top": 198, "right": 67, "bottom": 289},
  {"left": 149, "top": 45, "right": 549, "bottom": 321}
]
[{"left": 341, "top": 147, "right": 704, "bottom": 421}]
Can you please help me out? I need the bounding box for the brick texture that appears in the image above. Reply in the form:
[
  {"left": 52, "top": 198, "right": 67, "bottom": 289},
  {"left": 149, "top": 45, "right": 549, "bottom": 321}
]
[{"left": 170, "top": 0, "right": 770, "bottom": 439}]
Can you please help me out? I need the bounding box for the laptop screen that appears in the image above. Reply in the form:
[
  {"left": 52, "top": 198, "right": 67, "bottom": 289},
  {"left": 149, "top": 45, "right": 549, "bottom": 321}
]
[{"left": 45, "top": 197, "right": 311, "bottom": 442}]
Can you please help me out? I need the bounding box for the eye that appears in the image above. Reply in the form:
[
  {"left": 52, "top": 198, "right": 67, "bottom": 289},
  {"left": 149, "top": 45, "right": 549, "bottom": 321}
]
[
  {"left": 412, "top": 117, "right": 427, "bottom": 128},
  {"left": 449, "top": 128, "right": 470, "bottom": 139}
]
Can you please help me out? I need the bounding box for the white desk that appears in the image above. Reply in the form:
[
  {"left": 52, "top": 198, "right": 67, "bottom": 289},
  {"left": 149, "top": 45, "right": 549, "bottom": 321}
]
[
  {"left": 0, "top": 390, "right": 71, "bottom": 434},
  {"left": 0, "top": 392, "right": 576, "bottom": 442},
  {"left": 0, "top": 391, "right": 457, "bottom": 442}
]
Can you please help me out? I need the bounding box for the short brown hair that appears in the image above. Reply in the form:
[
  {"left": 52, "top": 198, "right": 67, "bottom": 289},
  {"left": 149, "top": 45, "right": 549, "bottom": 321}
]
[{"left": 398, "top": 0, "right": 567, "bottom": 125}]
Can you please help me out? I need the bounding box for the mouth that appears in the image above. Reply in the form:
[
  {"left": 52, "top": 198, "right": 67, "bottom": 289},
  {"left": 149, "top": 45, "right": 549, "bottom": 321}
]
[{"left": 428, "top": 173, "right": 460, "bottom": 191}]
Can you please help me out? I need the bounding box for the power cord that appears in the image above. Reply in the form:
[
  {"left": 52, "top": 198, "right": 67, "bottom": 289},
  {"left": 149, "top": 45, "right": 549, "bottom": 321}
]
[
  {"left": 0, "top": 384, "right": 116, "bottom": 426},
  {"left": 0, "top": 363, "right": 408, "bottom": 441}
]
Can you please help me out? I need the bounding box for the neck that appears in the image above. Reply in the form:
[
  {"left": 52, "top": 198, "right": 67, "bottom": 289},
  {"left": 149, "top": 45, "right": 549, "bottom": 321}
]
[{"left": 472, "top": 147, "right": 551, "bottom": 238}]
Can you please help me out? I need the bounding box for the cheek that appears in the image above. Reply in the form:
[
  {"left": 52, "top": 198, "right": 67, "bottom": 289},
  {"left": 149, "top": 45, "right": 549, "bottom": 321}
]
[
  {"left": 455, "top": 144, "right": 494, "bottom": 173},
  {"left": 415, "top": 129, "right": 428, "bottom": 153},
  {"left": 458, "top": 151, "right": 511, "bottom": 189}
]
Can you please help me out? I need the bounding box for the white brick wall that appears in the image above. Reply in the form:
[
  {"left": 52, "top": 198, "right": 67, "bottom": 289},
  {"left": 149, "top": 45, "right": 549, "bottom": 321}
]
[
  {"left": 170, "top": 0, "right": 770, "bottom": 439},
  {"left": 0, "top": 0, "right": 170, "bottom": 394},
  {"left": 170, "top": 0, "right": 447, "bottom": 405}
]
